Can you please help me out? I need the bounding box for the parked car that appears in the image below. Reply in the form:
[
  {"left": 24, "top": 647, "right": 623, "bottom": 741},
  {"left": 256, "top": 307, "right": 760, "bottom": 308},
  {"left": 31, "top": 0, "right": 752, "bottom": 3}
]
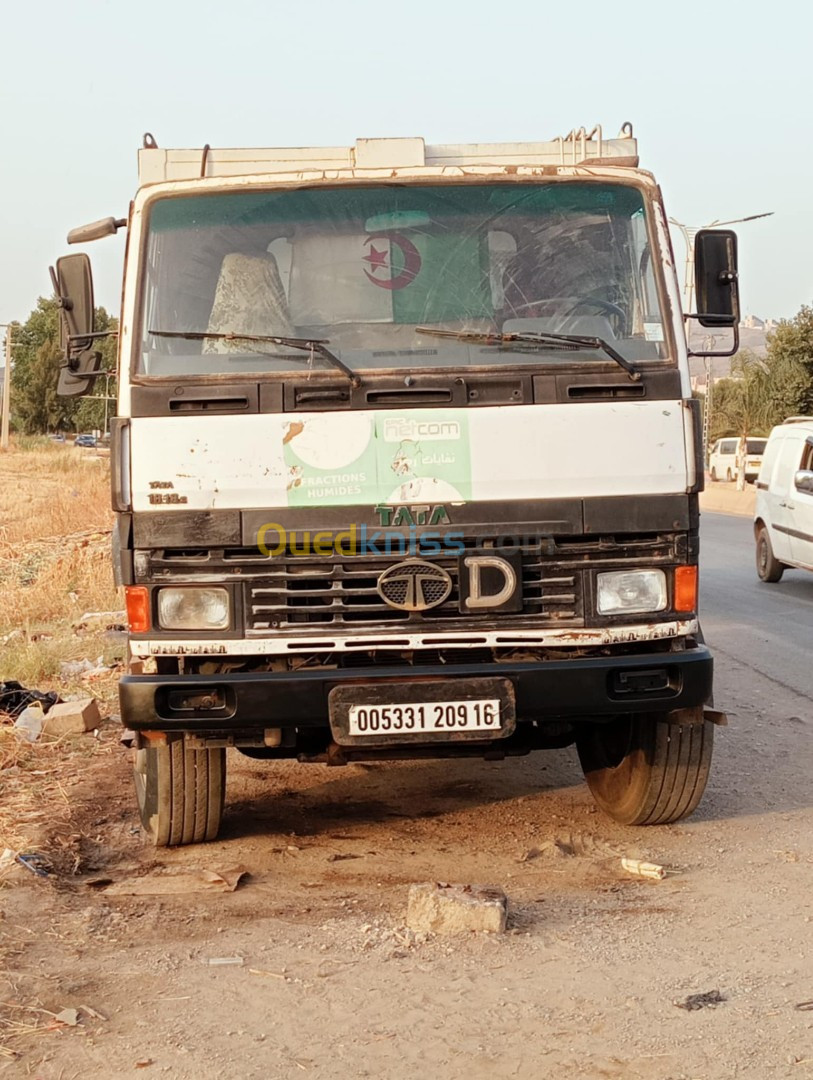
[
  {"left": 708, "top": 436, "right": 767, "bottom": 483},
  {"left": 74, "top": 434, "right": 97, "bottom": 448},
  {"left": 48, "top": 433, "right": 66, "bottom": 443},
  {"left": 754, "top": 417, "right": 813, "bottom": 581}
]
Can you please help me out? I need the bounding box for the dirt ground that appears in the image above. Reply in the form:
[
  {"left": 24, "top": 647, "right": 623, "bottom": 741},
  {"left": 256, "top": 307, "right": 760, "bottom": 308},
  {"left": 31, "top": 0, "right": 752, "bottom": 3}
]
[
  {"left": 1, "top": 648, "right": 812, "bottom": 1080},
  {"left": 1, "top": 449, "right": 812, "bottom": 1079}
]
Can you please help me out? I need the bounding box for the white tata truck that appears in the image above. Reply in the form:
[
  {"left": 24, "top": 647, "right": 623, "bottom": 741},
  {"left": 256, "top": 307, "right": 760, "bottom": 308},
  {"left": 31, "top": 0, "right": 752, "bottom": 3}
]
[{"left": 52, "top": 125, "right": 737, "bottom": 845}]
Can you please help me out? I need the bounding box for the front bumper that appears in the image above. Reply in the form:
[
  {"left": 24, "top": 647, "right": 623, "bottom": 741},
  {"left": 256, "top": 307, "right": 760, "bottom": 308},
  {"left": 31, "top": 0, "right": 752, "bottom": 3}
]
[{"left": 119, "top": 646, "right": 713, "bottom": 733}]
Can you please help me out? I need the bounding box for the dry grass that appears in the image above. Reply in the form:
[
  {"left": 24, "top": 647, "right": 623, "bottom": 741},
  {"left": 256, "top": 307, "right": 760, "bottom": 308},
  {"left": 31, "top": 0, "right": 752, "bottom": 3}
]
[
  {"left": 0, "top": 443, "right": 122, "bottom": 686},
  {"left": 0, "top": 441, "right": 125, "bottom": 857}
]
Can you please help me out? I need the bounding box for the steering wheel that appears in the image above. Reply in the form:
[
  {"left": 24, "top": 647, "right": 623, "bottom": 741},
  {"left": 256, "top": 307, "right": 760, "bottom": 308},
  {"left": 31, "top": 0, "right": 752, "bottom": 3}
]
[{"left": 511, "top": 295, "right": 627, "bottom": 332}]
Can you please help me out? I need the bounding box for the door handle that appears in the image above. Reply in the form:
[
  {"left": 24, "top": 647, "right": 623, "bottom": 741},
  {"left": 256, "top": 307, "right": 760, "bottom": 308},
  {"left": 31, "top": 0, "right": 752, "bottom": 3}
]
[{"left": 786, "top": 503, "right": 796, "bottom": 511}]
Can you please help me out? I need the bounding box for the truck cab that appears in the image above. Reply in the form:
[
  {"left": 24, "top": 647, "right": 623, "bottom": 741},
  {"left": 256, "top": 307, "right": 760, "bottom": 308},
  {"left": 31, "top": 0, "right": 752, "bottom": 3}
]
[{"left": 52, "top": 126, "right": 737, "bottom": 845}]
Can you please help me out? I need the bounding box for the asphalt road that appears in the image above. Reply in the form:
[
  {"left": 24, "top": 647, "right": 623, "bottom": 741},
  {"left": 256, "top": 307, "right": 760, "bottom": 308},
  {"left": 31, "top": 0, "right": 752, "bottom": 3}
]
[{"left": 700, "top": 510, "right": 813, "bottom": 704}]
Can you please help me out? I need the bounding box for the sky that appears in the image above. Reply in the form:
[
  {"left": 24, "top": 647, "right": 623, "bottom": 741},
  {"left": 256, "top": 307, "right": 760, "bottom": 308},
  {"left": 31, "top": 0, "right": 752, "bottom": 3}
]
[{"left": 1, "top": 0, "right": 810, "bottom": 331}]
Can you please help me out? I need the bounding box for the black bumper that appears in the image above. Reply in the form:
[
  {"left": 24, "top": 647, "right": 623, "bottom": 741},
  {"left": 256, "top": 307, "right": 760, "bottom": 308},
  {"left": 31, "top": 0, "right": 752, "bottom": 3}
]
[{"left": 119, "top": 646, "right": 713, "bottom": 733}]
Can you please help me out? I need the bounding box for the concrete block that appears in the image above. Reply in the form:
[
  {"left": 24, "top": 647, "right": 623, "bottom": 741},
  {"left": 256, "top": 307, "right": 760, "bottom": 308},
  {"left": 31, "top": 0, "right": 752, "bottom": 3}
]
[
  {"left": 43, "top": 698, "right": 102, "bottom": 736},
  {"left": 406, "top": 882, "right": 507, "bottom": 935}
]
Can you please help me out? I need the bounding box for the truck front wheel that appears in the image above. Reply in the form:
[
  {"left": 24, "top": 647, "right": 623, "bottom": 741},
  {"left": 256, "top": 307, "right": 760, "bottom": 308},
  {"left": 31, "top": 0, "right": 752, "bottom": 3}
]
[
  {"left": 576, "top": 711, "right": 713, "bottom": 825},
  {"left": 133, "top": 740, "right": 226, "bottom": 846}
]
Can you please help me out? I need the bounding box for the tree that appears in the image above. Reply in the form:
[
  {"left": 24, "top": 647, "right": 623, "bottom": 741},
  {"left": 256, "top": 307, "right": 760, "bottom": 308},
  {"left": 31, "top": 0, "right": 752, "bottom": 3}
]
[
  {"left": 10, "top": 297, "right": 117, "bottom": 434},
  {"left": 762, "top": 305, "right": 813, "bottom": 418}
]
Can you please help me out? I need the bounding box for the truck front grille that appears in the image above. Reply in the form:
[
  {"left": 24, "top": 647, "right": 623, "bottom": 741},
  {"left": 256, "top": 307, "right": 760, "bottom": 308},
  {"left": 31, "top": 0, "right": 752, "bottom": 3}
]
[{"left": 245, "top": 550, "right": 580, "bottom": 631}]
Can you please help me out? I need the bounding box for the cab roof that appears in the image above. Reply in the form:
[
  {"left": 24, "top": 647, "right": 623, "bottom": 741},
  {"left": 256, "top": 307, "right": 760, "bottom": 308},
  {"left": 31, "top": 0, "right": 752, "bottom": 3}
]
[{"left": 138, "top": 126, "right": 639, "bottom": 185}]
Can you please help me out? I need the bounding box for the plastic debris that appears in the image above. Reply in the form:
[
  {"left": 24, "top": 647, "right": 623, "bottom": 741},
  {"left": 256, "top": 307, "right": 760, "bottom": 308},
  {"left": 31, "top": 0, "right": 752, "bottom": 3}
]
[
  {"left": 621, "top": 858, "right": 667, "bottom": 880},
  {"left": 59, "top": 656, "right": 111, "bottom": 679},
  {"left": 0, "top": 848, "right": 18, "bottom": 873},
  {"left": 0, "top": 680, "right": 59, "bottom": 718},
  {"left": 675, "top": 989, "right": 726, "bottom": 1011},
  {"left": 13, "top": 702, "right": 45, "bottom": 742},
  {"left": 206, "top": 956, "right": 244, "bottom": 966},
  {"left": 16, "top": 853, "right": 50, "bottom": 878}
]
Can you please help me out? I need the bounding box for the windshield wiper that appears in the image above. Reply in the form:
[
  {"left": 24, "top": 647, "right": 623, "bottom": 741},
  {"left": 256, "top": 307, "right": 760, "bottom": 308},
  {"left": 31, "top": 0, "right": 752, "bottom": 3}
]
[
  {"left": 416, "top": 327, "right": 641, "bottom": 382},
  {"left": 149, "top": 330, "right": 361, "bottom": 387}
]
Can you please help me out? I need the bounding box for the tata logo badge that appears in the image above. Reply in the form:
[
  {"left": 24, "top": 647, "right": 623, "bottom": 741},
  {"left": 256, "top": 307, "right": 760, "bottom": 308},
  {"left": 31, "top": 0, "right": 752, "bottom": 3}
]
[
  {"left": 374, "top": 503, "right": 450, "bottom": 527},
  {"left": 377, "top": 560, "right": 453, "bottom": 613}
]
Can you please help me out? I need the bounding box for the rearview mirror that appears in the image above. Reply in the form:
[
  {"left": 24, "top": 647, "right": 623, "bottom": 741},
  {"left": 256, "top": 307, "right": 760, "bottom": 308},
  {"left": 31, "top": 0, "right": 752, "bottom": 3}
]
[
  {"left": 794, "top": 469, "right": 813, "bottom": 494},
  {"left": 50, "top": 254, "right": 102, "bottom": 397},
  {"left": 57, "top": 351, "right": 103, "bottom": 397},
  {"left": 694, "top": 229, "right": 740, "bottom": 328},
  {"left": 54, "top": 253, "right": 95, "bottom": 352}
]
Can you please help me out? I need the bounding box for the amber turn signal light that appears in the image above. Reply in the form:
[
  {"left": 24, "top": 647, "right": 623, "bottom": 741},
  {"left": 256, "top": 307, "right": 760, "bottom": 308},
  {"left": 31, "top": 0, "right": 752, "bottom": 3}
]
[
  {"left": 674, "top": 566, "right": 698, "bottom": 612},
  {"left": 125, "top": 586, "right": 150, "bottom": 633}
]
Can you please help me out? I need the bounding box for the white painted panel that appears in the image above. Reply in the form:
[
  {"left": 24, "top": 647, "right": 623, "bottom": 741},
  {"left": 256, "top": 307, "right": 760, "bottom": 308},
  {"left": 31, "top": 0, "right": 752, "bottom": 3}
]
[
  {"left": 129, "top": 400, "right": 688, "bottom": 512},
  {"left": 468, "top": 401, "right": 687, "bottom": 499}
]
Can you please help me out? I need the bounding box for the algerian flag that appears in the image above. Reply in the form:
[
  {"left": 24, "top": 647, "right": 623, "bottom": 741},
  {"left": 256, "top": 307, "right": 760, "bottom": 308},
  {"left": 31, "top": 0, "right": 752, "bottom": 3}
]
[{"left": 288, "top": 228, "right": 492, "bottom": 326}]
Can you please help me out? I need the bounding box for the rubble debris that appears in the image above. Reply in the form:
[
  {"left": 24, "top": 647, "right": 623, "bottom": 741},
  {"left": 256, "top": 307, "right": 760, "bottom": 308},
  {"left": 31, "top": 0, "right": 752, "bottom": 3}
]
[
  {"left": 0, "top": 680, "right": 59, "bottom": 718},
  {"left": 518, "top": 833, "right": 620, "bottom": 863},
  {"left": 42, "top": 698, "right": 102, "bottom": 736},
  {"left": 73, "top": 610, "right": 127, "bottom": 633},
  {"left": 621, "top": 858, "right": 667, "bottom": 880},
  {"left": 103, "top": 865, "right": 248, "bottom": 896},
  {"left": 54, "top": 1008, "right": 79, "bottom": 1027},
  {"left": 406, "top": 882, "right": 508, "bottom": 935},
  {"left": 13, "top": 702, "right": 45, "bottom": 742},
  {"left": 675, "top": 989, "right": 726, "bottom": 1011}
]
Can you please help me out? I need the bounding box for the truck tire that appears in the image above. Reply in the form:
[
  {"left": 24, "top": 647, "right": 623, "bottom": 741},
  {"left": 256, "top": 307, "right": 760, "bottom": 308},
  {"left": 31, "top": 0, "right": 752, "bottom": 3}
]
[
  {"left": 133, "top": 740, "right": 226, "bottom": 846},
  {"left": 710, "top": 466, "right": 717, "bottom": 482},
  {"left": 576, "top": 710, "right": 713, "bottom": 825},
  {"left": 756, "top": 525, "right": 784, "bottom": 583}
]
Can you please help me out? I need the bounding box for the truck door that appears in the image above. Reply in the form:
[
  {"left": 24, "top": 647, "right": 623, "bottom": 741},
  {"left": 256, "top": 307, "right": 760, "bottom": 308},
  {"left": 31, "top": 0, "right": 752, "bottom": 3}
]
[
  {"left": 788, "top": 437, "right": 813, "bottom": 570},
  {"left": 768, "top": 434, "right": 801, "bottom": 564}
]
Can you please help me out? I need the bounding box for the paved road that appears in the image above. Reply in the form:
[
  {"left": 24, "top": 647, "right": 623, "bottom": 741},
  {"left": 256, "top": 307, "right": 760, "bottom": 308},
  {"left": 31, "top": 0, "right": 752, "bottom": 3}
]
[{"left": 701, "top": 511, "right": 813, "bottom": 704}]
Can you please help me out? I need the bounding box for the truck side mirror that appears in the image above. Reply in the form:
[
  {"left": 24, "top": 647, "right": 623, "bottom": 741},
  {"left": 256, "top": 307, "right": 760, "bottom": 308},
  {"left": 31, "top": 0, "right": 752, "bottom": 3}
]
[
  {"left": 694, "top": 229, "right": 740, "bottom": 328},
  {"left": 50, "top": 254, "right": 103, "bottom": 397}
]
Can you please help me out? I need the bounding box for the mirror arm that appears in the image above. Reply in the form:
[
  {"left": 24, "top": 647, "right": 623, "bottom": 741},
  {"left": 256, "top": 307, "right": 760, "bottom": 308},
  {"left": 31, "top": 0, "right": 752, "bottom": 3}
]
[
  {"left": 68, "top": 330, "right": 118, "bottom": 342},
  {"left": 685, "top": 315, "right": 740, "bottom": 358}
]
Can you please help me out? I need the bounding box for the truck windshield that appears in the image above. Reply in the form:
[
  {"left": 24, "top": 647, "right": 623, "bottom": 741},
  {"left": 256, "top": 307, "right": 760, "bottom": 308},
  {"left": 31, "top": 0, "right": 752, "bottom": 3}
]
[{"left": 137, "top": 182, "right": 667, "bottom": 377}]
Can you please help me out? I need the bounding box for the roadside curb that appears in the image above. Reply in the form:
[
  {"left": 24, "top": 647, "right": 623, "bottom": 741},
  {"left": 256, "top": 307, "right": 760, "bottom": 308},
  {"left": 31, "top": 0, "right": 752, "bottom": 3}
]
[{"left": 699, "top": 482, "right": 756, "bottom": 519}]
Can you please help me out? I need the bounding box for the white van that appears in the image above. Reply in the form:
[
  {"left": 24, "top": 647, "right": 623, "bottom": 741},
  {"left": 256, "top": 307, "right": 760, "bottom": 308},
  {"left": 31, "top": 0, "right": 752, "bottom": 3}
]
[
  {"left": 709, "top": 436, "right": 767, "bottom": 483},
  {"left": 754, "top": 418, "right": 813, "bottom": 581},
  {"left": 708, "top": 437, "right": 738, "bottom": 482}
]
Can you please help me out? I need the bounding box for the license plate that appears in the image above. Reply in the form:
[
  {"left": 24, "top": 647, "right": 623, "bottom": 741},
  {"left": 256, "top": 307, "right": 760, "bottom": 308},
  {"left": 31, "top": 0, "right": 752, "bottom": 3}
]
[
  {"left": 329, "top": 678, "right": 516, "bottom": 747},
  {"left": 348, "top": 699, "right": 500, "bottom": 736}
]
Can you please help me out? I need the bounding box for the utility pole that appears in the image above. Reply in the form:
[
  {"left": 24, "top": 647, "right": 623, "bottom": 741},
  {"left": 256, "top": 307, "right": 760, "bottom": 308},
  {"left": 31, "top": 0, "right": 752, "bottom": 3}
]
[
  {"left": 668, "top": 212, "right": 774, "bottom": 314},
  {"left": 0, "top": 324, "right": 12, "bottom": 451}
]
